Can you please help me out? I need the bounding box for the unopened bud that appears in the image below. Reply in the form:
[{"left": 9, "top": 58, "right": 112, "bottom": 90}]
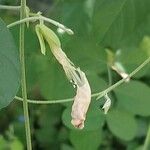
[{"left": 102, "top": 94, "right": 111, "bottom": 114}]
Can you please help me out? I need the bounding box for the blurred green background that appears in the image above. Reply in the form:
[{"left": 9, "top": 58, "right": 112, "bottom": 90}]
[{"left": 0, "top": 0, "right": 150, "bottom": 149}]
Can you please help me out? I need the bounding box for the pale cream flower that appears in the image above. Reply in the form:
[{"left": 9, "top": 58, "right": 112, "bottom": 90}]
[
  {"left": 71, "top": 71, "right": 91, "bottom": 129},
  {"left": 35, "top": 24, "right": 92, "bottom": 129}
]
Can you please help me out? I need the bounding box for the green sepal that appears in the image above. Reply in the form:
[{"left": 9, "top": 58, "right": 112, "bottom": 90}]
[
  {"left": 139, "top": 36, "right": 150, "bottom": 57},
  {"left": 106, "top": 49, "right": 115, "bottom": 67},
  {"left": 35, "top": 24, "right": 46, "bottom": 55},
  {"left": 38, "top": 24, "right": 61, "bottom": 48}
]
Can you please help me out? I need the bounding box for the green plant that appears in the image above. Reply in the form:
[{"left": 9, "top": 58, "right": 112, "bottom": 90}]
[{"left": 0, "top": 0, "right": 150, "bottom": 150}]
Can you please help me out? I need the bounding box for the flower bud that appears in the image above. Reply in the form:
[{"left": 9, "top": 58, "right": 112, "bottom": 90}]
[{"left": 102, "top": 94, "right": 111, "bottom": 114}]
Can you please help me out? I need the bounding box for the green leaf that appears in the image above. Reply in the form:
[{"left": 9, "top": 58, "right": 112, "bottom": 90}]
[
  {"left": 62, "top": 106, "right": 105, "bottom": 131},
  {"left": 70, "top": 129, "right": 102, "bottom": 150},
  {"left": 115, "top": 81, "right": 150, "bottom": 116},
  {"left": 60, "top": 1, "right": 89, "bottom": 36},
  {"left": 10, "top": 138, "right": 23, "bottom": 150},
  {"left": 0, "top": 135, "right": 7, "bottom": 149},
  {"left": 35, "top": 105, "right": 62, "bottom": 149},
  {"left": 106, "top": 109, "right": 137, "bottom": 141},
  {"left": 135, "top": 145, "right": 143, "bottom": 150},
  {"left": 0, "top": 18, "right": 20, "bottom": 109},
  {"left": 93, "top": 0, "right": 150, "bottom": 48},
  {"left": 140, "top": 36, "right": 150, "bottom": 57},
  {"left": 93, "top": 0, "right": 128, "bottom": 46},
  {"left": 62, "top": 36, "right": 107, "bottom": 74},
  {"left": 36, "top": 54, "right": 74, "bottom": 100},
  {"left": 115, "top": 37, "right": 150, "bottom": 78},
  {"left": 61, "top": 144, "right": 74, "bottom": 150},
  {"left": 0, "top": 135, "right": 23, "bottom": 150}
]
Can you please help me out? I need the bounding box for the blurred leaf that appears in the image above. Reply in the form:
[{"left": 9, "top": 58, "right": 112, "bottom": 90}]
[
  {"left": 115, "top": 81, "right": 150, "bottom": 116},
  {"left": 135, "top": 145, "right": 143, "bottom": 150},
  {"left": 0, "top": 18, "right": 20, "bottom": 110},
  {"left": 0, "top": 135, "right": 7, "bottom": 149},
  {"left": 126, "top": 141, "right": 140, "bottom": 150},
  {"left": 60, "top": 0, "right": 89, "bottom": 36},
  {"left": 70, "top": 129, "right": 102, "bottom": 150},
  {"left": 93, "top": 0, "right": 128, "bottom": 47},
  {"left": 106, "top": 109, "right": 137, "bottom": 141},
  {"left": 11, "top": 26, "right": 39, "bottom": 93},
  {"left": 35, "top": 54, "right": 74, "bottom": 100},
  {"left": 0, "top": 135, "right": 23, "bottom": 150},
  {"left": 93, "top": 0, "right": 150, "bottom": 48},
  {"left": 136, "top": 118, "right": 148, "bottom": 138},
  {"left": 62, "top": 37, "right": 107, "bottom": 74},
  {"left": 10, "top": 138, "right": 23, "bottom": 150},
  {"left": 61, "top": 144, "right": 74, "bottom": 150},
  {"left": 116, "top": 47, "right": 149, "bottom": 78},
  {"left": 140, "top": 36, "right": 150, "bottom": 57},
  {"left": 36, "top": 105, "right": 62, "bottom": 149}
]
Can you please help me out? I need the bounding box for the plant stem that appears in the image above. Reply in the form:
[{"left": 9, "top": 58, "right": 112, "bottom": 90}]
[
  {"left": 20, "top": 0, "right": 32, "bottom": 149},
  {"left": 107, "top": 65, "right": 112, "bottom": 86},
  {"left": 14, "top": 56, "right": 150, "bottom": 104},
  {"left": 15, "top": 96, "right": 73, "bottom": 104},
  {"left": 7, "top": 16, "right": 74, "bottom": 35},
  {"left": 96, "top": 56, "right": 150, "bottom": 99},
  {"left": 0, "top": 5, "right": 20, "bottom": 10},
  {"left": 143, "top": 123, "right": 150, "bottom": 150}
]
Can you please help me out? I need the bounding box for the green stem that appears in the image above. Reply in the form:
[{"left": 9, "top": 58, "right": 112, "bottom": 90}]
[
  {"left": 0, "top": 5, "right": 20, "bottom": 10},
  {"left": 96, "top": 56, "right": 150, "bottom": 99},
  {"left": 7, "top": 16, "right": 74, "bottom": 35},
  {"left": 143, "top": 123, "right": 150, "bottom": 150},
  {"left": 20, "top": 0, "right": 32, "bottom": 149},
  {"left": 107, "top": 65, "right": 112, "bottom": 86},
  {"left": 15, "top": 96, "right": 73, "bottom": 104},
  {"left": 15, "top": 56, "right": 150, "bottom": 104}
]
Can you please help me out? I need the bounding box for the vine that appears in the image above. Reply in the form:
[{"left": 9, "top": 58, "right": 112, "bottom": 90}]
[
  {"left": 19, "top": 0, "right": 32, "bottom": 149},
  {"left": 0, "top": 2, "right": 150, "bottom": 150}
]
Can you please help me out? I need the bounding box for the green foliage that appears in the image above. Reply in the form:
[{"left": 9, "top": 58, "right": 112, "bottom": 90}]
[
  {"left": 115, "top": 81, "right": 150, "bottom": 116},
  {"left": 0, "top": 0, "right": 150, "bottom": 149},
  {"left": 106, "top": 109, "right": 137, "bottom": 141},
  {"left": 0, "top": 18, "right": 20, "bottom": 110},
  {"left": 0, "top": 135, "right": 23, "bottom": 150},
  {"left": 70, "top": 129, "right": 102, "bottom": 150}
]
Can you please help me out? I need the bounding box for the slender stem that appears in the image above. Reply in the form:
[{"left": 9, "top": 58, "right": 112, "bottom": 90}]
[
  {"left": 0, "top": 5, "right": 20, "bottom": 10},
  {"left": 107, "top": 65, "right": 112, "bottom": 86},
  {"left": 15, "top": 96, "right": 73, "bottom": 104},
  {"left": 7, "top": 16, "right": 74, "bottom": 35},
  {"left": 20, "top": 0, "right": 32, "bottom": 149},
  {"left": 143, "top": 123, "right": 150, "bottom": 150},
  {"left": 15, "top": 56, "right": 150, "bottom": 104},
  {"left": 96, "top": 56, "right": 150, "bottom": 99}
]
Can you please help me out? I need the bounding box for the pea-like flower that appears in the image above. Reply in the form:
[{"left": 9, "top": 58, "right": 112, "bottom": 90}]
[
  {"left": 71, "top": 70, "right": 91, "bottom": 129},
  {"left": 35, "top": 24, "right": 91, "bottom": 129}
]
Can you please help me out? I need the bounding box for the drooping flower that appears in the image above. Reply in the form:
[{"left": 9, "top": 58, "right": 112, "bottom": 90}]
[
  {"left": 71, "top": 70, "right": 91, "bottom": 129},
  {"left": 35, "top": 24, "right": 91, "bottom": 129}
]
